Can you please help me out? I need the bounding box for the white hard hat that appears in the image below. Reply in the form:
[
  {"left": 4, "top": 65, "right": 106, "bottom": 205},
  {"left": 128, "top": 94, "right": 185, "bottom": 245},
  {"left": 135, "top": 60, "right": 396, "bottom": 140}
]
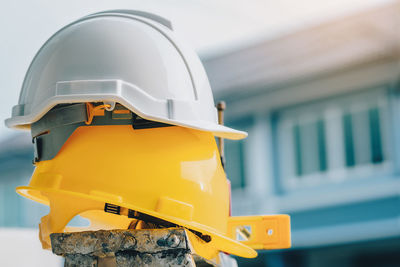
[{"left": 5, "top": 10, "right": 246, "bottom": 140}]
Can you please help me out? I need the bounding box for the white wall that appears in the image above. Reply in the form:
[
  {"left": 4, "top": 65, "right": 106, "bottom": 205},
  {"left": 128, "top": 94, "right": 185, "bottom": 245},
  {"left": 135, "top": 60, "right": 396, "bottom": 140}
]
[{"left": 0, "top": 228, "right": 62, "bottom": 266}]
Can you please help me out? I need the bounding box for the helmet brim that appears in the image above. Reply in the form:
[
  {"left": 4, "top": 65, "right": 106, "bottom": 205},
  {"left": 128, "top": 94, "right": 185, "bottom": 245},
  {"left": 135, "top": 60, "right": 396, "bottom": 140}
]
[{"left": 17, "top": 186, "right": 257, "bottom": 258}]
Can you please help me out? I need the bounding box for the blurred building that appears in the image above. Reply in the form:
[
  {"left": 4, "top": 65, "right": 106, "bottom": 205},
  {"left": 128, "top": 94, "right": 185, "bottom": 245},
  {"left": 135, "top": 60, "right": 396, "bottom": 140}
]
[
  {"left": 0, "top": 2, "right": 399, "bottom": 267},
  {"left": 203, "top": 2, "right": 400, "bottom": 267},
  {"left": 0, "top": 132, "right": 47, "bottom": 226},
  {"left": 0, "top": 133, "right": 62, "bottom": 266}
]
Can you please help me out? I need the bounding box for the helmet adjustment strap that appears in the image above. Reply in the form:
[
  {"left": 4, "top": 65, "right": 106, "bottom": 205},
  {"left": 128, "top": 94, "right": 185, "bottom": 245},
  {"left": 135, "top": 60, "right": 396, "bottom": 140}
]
[
  {"left": 31, "top": 103, "right": 172, "bottom": 163},
  {"left": 104, "top": 203, "right": 212, "bottom": 243}
]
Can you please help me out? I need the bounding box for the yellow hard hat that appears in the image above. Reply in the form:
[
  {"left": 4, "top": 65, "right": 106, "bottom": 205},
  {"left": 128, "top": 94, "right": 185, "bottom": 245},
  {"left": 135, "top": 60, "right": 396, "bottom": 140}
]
[{"left": 17, "top": 106, "right": 257, "bottom": 259}]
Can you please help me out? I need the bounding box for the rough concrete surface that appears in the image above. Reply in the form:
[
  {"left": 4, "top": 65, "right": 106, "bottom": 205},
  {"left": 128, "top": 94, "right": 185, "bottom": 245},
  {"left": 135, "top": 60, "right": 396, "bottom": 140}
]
[{"left": 50, "top": 228, "right": 199, "bottom": 267}]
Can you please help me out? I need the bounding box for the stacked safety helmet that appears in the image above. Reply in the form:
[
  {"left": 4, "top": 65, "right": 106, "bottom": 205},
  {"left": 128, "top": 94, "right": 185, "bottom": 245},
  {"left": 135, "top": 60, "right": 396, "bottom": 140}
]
[{"left": 5, "top": 11, "right": 258, "bottom": 259}]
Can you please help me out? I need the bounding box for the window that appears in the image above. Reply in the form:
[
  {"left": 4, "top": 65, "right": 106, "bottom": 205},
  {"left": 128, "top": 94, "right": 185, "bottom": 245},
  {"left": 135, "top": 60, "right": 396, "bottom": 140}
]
[
  {"left": 292, "top": 119, "right": 327, "bottom": 176},
  {"left": 223, "top": 118, "right": 253, "bottom": 190},
  {"left": 277, "top": 88, "right": 390, "bottom": 189},
  {"left": 342, "top": 107, "right": 384, "bottom": 167},
  {"left": 225, "top": 139, "right": 246, "bottom": 189}
]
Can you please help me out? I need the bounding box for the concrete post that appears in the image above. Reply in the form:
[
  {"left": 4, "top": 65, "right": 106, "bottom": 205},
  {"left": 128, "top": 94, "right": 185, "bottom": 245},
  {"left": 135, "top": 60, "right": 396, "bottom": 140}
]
[{"left": 50, "top": 228, "right": 238, "bottom": 267}]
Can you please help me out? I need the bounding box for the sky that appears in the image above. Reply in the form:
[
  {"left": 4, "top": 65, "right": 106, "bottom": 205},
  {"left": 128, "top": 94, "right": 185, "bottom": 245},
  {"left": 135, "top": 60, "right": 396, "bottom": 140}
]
[{"left": 0, "top": 0, "right": 394, "bottom": 141}]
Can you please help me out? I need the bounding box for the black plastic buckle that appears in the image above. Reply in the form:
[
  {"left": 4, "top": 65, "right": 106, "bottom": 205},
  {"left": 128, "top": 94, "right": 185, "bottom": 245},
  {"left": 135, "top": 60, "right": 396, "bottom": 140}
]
[
  {"left": 104, "top": 203, "right": 121, "bottom": 215},
  {"left": 32, "top": 136, "right": 41, "bottom": 164},
  {"left": 131, "top": 114, "right": 172, "bottom": 130}
]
